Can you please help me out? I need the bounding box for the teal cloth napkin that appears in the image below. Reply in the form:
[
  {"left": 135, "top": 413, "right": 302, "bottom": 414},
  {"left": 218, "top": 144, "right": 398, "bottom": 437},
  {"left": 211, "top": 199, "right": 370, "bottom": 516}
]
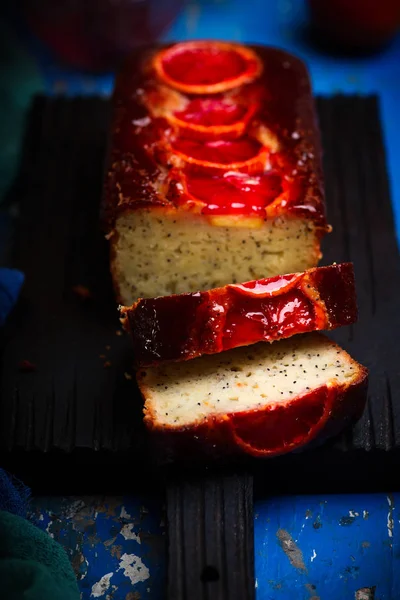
[
  {"left": 0, "top": 460, "right": 79, "bottom": 600},
  {"left": 0, "top": 511, "right": 80, "bottom": 600}
]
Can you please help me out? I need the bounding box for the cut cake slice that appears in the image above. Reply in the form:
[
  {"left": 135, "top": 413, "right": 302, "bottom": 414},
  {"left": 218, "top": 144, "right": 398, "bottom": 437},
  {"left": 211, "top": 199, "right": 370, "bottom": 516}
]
[
  {"left": 121, "top": 263, "right": 357, "bottom": 367},
  {"left": 137, "top": 333, "right": 368, "bottom": 459}
]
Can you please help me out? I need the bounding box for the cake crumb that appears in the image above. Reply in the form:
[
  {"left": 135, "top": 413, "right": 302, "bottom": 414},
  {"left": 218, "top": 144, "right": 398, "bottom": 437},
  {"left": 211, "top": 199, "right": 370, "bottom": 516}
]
[
  {"left": 18, "top": 360, "right": 37, "bottom": 373},
  {"left": 72, "top": 285, "right": 92, "bottom": 300}
]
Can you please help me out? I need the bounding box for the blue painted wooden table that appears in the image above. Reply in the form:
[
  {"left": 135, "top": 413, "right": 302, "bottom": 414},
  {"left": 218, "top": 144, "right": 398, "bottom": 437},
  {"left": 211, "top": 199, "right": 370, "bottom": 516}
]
[
  {"left": 4, "top": 1, "right": 400, "bottom": 598},
  {"left": 29, "top": 493, "right": 399, "bottom": 599},
  {"left": 29, "top": 495, "right": 167, "bottom": 599}
]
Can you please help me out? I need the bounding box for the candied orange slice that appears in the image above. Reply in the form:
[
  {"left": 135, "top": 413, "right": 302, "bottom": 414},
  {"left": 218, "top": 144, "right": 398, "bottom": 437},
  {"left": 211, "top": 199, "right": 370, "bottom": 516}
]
[
  {"left": 230, "top": 386, "right": 329, "bottom": 457},
  {"left": 170, "top": 137, "right": 269, "bottom": 172},
  {"left": 184, "top": 170, "right": 282, "bottom": 216},
  {"left": 175, "top": 98, "right": 247, "bottom": 127},
  {"left": 168, "top": 97, "right": 257, "bottom": 140},
  {"left": 154, "top": 41, "right": 262, "bottom": 94}
]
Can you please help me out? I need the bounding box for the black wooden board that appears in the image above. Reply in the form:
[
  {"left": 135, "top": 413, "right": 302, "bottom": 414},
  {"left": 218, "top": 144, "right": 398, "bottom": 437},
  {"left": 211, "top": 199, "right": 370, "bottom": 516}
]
[
  {"left": 1, "top": 94, "right": 400, "bottom": 499},
  {"left": 1, "top": 94, "right": 400, "bottom": 600},
  {"left": 167, "top": 471, "right": 254, "bottom": 600}
]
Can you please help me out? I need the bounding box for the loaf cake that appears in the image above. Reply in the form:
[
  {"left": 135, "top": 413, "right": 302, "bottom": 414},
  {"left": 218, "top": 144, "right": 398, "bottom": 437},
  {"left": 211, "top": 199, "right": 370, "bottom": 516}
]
[
  {"left": 121, "top": 263, "right": 357, "bottom": 366},
  {"left": 104, "top": 41, "right": 330, "bottom": 305},
  {"left": 137, "top": 333, "right": 368, "bottom": 459}
]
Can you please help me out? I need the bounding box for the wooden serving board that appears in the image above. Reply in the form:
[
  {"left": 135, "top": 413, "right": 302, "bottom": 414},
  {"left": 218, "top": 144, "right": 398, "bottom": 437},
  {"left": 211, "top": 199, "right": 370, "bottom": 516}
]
[{"left": 1, "top": 95, "right": 400, "bottom": 600}]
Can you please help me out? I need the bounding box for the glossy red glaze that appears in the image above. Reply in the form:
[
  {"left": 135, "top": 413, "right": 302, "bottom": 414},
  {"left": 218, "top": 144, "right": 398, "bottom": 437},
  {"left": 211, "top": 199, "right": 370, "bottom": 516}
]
[
  {"left": 184, "top": 171, "right": 282, "bottom": 216},
  {"left": 154, "top": 41, "right": 262, "bottom": 94},
  {"left": 163, "top": 46, "right": 248, "bottom": 86},
  {"left": 121, "top": 263, "right": 357, "bottom": 367},
  {"left": 174, "top": 98, "right": 248, "bottom": 127},
  {"left": 232, "top": 273, "right": 298, "bottom": 296},
  {"left": 222, "top": 290, "right": 314, "bottom": 349},
  {"left": 103, "top": 43, "right": 328, "bottom": 232},
  {"left": 171, "top": 137, "right": 263, "bottom": 165},
  {"left": 229, "top": 369, "right": 367, "bottom": 457},
  {"left": 230, "top": 386, "right": 327, "bottom": 454}
]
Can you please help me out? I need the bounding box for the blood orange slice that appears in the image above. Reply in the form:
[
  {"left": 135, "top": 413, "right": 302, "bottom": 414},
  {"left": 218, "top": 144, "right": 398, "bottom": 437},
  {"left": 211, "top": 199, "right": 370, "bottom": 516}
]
[
  {"left": 176, "top": 98, "right": 247, "bottom": 127},
  {"left": 230, "top": 386, "right": 329, "bottom": 457},
  {"left": 184, "top": 170, "right": 282, "bottom": 217},
  {"left": 168, "top": 97, "right": 257, "bottom": 140},
  {"left": 154, "top": 41, "right": 262, "bottom": 94},
  {"left": 170, "top": 137, "right": 269, "bottom": 172}
]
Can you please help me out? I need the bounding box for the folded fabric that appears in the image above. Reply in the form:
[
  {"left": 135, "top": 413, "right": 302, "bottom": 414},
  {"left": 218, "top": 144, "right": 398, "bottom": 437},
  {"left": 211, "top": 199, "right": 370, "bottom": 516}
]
[
  {"left": 0, "top": 267, "right": 24, "bottom": 325},
  {"left": 0, "top": 469, "right": 30, "bottom": 516},
  {"left": 0, "top": 510, "right": 80, "bottom": 600}
]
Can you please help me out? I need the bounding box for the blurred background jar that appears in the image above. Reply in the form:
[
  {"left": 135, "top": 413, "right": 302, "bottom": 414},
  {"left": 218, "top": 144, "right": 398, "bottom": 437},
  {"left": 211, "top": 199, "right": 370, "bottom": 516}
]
[
  {"left": 20, "top": 0, "right": 184, "bottom": 72},
  {"left": 308, "top": 0, "right": 400, "bottom": 53}
]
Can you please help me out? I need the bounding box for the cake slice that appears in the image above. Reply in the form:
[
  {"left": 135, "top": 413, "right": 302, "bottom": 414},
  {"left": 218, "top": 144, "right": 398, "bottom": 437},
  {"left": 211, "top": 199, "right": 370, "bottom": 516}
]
[
  {"left": 121, "top": 263, "right": 357, "bottom": 367},
  {"left": 103, "top": 41, "right": 330, "bottom": 305},
  {"left": 137, "top": 333, "right": 368, "bottom": 459}
]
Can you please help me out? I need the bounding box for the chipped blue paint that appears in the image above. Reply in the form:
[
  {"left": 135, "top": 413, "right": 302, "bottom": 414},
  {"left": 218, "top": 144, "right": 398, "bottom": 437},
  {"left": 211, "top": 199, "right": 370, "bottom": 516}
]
[
  {"left": 30, "top": 493, "right": 400, "bottom": 599},
  {"left": 254, "top": 493, "right": 400, "bottom": 600},
  {"left": 29, "top": 496, "right": 165, "bottom": 599}
]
